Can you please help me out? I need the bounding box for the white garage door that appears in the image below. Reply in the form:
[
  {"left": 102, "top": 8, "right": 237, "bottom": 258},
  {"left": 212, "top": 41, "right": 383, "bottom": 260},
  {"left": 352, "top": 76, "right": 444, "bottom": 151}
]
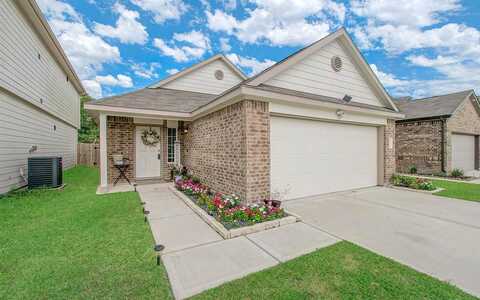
[
  {"left": 452, "top": 134, "right": 475, "bottom": 172},
  {"left": 271, "top": 116, "right": 378, "bottom": 200}
]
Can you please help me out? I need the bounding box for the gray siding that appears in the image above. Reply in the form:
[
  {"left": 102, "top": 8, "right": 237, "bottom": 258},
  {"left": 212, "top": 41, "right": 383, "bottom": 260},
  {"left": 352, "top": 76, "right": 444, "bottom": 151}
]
[
  {"left": 0, "top": 1, "right": 80, "bottom": 128},
  {"left": 0, "top": 1, "right": 80, "bottom": 194},
  {"left": 0, "top": 89, "right": 77, "bottom": 194},
  {"left": 265, "top": 40, "right": 384, "bottom": 107},
  {"left": 163, "top": 59, "right": 243, "bottom": 95}
]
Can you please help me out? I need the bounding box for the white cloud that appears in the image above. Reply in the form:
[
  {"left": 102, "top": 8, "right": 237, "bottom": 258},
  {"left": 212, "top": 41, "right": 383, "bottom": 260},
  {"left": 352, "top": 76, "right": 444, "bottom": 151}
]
[
  {"left": 352, "top": 0, "right": 460, "bottom": 28},
  {"left": 93, "top": 2, "right": 148, "bottom": 45},
  {"left": 406, "top": 55, "right": 459, "bottom": 67},
  {"left": 226, "top": 53, "right": 275, "bottom": 75},
  {"left": 153, "top": 31, "right": 210, "bottom": 62},
  {"left": 219, "top": 37, "right": 231, "bottom": 52},
  {"left": 370, "top": 64, "right": 409, "bottom": 88},
  {"left": 131, "top": 0, "right": 188, "bottom": 23},
  {"left": 173, "top": 31, "right": 210, "bottom": 50},
  {"left": 167, "top": 68, "right": 179, "bottom": 75},
  {"left": 131, "top": 62, "right": 161, "bottom": 79},
  {"left": 38, "top": 0, "right": 122, "bottom": 99},
  {"left": 82, "top": 79, "right": 103, "bottom": 98},
  {"left": 371, "top": 64, "right": 480, "bottom": 98},
  {"left": 37, "top": 0, "right": 80, "bottom": 21},
  {"left": 95, "top": 74, "right": 133, "bottom": 88},
  {"left": 352, "top": 1, "right": 479, "bottom": 97},
  {"left": 224, "top": 0, "right": 237, "bottom": 11},
  {"left": 153, "top": 39, "right": 187, "bottom": 62},
  {"left": 205, "top": 10, "right": 237, "bottom": 34},
  {"left": 206, "top": 0, "right": 345, "bottom": 47},
  {"left": 356, "top": 23, "right": 480, "bottom": 56}
]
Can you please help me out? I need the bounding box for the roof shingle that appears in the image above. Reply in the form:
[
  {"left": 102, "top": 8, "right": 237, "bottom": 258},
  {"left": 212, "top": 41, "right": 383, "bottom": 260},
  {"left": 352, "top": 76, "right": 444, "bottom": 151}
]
[
  {"left": 395, "top": 90, "right": 473, "bottom": 120},
  {"left": 87, "top": 87, "right": 217, "bottom": 113}
]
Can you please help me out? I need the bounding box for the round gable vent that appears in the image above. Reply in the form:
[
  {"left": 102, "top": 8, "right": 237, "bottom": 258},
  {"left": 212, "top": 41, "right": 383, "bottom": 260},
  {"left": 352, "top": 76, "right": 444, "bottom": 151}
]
[
  {"left": 214, "top": 70, "right": 224, "bottom": 80},
  {"left": 331, "top": 56, "right": 343, "bottom": 72}
]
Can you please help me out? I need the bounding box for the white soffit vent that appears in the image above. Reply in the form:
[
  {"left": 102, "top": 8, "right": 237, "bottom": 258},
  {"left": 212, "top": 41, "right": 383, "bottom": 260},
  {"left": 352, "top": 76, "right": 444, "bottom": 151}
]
[
  {"left": 214, "top": 70, "right": 224, "bottom": 80},
  {"left": 331, "top": 56, "right": 343, "bottom": 72}
]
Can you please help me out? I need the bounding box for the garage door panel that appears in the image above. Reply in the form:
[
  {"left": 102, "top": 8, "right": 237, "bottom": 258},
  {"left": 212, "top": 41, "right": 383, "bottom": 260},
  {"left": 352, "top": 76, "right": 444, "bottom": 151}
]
[
  {"left": 452, "top": 134, "right": 475, "bottom": 172},
  {"left": 271, "top": 116, "right": 378, "bottom": 200}
]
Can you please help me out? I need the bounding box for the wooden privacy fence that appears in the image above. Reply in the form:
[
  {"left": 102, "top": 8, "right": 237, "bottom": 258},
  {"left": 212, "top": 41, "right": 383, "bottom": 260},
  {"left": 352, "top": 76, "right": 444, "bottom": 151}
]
[{"left": 77, "top": 143, "right": 99, "bottom": 167}]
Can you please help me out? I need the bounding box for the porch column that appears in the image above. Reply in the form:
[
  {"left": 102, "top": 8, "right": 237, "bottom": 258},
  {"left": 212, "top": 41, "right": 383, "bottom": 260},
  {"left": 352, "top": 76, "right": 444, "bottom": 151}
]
[{"left": 99, "top": 113, "right": 108, "bottom": 188}]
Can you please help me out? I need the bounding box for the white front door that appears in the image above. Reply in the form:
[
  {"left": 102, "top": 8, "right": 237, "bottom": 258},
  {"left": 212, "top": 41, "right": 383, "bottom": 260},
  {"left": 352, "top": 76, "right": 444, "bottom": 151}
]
[
  {"left": 270, "top": 116, "right": 379, "bottom": 200},
  {"left": 135, "top": 126, "right": 162, "bottom": 178}
]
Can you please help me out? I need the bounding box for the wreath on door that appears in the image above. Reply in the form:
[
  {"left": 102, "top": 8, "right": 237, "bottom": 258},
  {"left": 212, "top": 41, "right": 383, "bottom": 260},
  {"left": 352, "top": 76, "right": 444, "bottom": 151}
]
[{"left": 141, "top": 127, "right": 160, "bottom": 146}]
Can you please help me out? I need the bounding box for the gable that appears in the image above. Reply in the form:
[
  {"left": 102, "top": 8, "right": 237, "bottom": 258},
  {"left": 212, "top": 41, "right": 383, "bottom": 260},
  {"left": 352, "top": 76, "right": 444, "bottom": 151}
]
[
  {"left": 264, "top": 40, "right": 385, "bottom": 107},
  {"left": 161, "top": 59, "right": 244, "bottom": 95},
  {"left": 448, "top": 93, "right": 480, "bottom": 135}
]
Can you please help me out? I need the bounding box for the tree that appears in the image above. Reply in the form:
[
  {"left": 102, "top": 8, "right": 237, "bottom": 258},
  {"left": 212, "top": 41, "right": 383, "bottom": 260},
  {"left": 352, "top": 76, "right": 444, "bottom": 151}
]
[{"left": 78, "top": 96, "right": 99, "bottom": 143}]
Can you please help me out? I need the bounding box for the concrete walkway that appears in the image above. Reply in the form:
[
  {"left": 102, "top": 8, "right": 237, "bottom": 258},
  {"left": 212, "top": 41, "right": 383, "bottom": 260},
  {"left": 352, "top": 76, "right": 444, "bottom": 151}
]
[
  {"left": 284, "top": 187, "right": 480, "bottom": 298},
  {"left": 137, "top": 183, "right": 339, "bottom": 299}
]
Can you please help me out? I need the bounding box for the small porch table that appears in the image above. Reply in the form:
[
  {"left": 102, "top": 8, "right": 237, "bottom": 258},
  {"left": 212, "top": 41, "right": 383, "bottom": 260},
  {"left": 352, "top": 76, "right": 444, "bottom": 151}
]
[{"left": 113, "top": 161, "right": 131, "bottom": 185}]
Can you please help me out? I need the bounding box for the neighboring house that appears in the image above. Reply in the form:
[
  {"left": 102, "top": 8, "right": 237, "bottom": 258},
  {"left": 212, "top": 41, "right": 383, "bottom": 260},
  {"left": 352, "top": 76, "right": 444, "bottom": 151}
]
[
  {"left": 395, "top": 90, "right": 480, "bottom": 176},
  {"left": 85, "top": 28, "right": 403, "bottom": 201},
  {"left": 0, "top": 0, "right": 85, "bottom": 194}
]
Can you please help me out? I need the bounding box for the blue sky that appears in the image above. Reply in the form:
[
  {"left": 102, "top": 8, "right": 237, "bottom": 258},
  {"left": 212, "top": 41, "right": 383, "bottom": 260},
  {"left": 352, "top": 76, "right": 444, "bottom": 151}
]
[{"left": 38, "top": 0, "right": 480, "bottom": 99}]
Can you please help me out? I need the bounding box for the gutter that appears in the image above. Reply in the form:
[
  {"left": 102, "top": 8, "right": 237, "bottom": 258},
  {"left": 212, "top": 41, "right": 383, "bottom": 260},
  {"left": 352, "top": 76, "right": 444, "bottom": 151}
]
[{"left": 396, "top": 115, "right": 451, "bottom": 123}]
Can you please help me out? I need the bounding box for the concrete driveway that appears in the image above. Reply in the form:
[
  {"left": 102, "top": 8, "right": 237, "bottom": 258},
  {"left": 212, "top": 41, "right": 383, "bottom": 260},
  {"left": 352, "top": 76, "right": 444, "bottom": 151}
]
[{"left": 284, "top": 187, "right": 480, "bottom": 297}]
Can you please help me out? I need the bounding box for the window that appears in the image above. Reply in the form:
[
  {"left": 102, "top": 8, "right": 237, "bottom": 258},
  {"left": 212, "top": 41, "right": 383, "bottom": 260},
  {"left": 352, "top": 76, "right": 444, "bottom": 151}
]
[{"left": 167, "top": 128, "right": 177, "bottom": 163}]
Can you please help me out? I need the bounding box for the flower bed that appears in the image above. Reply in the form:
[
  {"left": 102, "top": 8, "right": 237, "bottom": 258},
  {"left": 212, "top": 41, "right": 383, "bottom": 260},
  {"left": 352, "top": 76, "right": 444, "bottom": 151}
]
[
  {"left": 175, "top": 177, "right": 287, "bottom": 230},
  {"left": 391, "top": 174, "right": 436, "bottom": 191}
]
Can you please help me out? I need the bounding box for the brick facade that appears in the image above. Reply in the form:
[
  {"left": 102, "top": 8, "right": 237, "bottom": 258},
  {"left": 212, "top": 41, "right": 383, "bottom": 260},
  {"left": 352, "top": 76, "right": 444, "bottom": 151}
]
[
  {"left": 106, "top": 117, "right": 171, "bottom": 184},
  {"left": 445, "top": 95, "right": 480, "bottom": 172},
  {"left": 180, "top": 100, "right": 270, "bottom": 203},
  {"left": 107, "top": 116, "right": 135, "bottom": 184},
  {"left": 245, "top": 101, "right": 270, "bottom": 201},
  {"left": 395, "top": 119, "right": 444, "bottom": 174},
  {"left": 384, "top": 119, "right": 396, "bottom": 182},
  {"left": 395, "top": 95, "right": 480, "bottom": 175}
]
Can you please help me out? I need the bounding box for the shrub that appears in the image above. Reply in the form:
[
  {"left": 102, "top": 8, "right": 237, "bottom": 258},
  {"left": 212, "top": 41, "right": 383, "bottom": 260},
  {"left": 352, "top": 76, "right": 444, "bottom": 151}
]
[
  {"left": 391, "top": 174, "right": 435, "bottom": 191},
  {"left": 391, "top": 174, "right": 415, "bottom": 187},
  {"left": 451, "top": 168, "right": 464, "bottom": 178},
  {"left": 408, "top": 165, "right": 417, "bottom": 174},
  {"left": 417, "top": 180, "right": 435, "bottom": 191},
  {"left": 197, "top": 193, "right": 210, "bottom": 206}
]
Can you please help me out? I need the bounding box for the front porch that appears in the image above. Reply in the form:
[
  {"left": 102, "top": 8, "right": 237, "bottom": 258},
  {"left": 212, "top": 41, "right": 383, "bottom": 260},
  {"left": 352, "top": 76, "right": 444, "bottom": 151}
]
[{"left": 97, "top": 114, "right": 186, "bottom": 193}]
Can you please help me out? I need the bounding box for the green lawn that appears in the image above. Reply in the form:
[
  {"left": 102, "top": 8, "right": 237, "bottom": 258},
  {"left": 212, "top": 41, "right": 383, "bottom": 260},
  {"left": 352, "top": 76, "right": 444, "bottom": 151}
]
[
  {"left": 193, "top": 241, "right": 475, "bottom": 300},
  {"left": 432, "top": 179, "right": 480, "bottom": 202},
  {"left": 0, "top": 167, "right": 476, "bottom": 299},
  {"left": 0, "top": 166, "right": 173, "bottom": 299}
]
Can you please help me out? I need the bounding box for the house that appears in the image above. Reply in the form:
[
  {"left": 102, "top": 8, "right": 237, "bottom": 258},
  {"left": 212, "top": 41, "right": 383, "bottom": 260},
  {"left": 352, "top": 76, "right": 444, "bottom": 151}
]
[
  {"left": 395, "top": 90, "right": 480, "bottom": 176},
  {"left": 0, "top": 0, "right": 85, "bottom": 194},
  {"left": 85, "top": 28, "right": 404, "bottom": 201}
]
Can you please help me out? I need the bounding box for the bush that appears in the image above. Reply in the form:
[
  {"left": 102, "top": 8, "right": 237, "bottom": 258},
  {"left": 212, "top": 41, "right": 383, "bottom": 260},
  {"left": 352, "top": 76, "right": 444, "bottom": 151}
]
[
  {"left": 391, "top": 174, "right": 435, "bottom": 191},
  {"left": 391, "top": 174, "right": 415, "bottom": 187},
  {"left": 418, "top": 180, "right": 435, "bottom": 191},
  {"left": 408, "top": 165, "right": 417, "bottom": 174},
  {"left": 451, "top": 168, "right": 464, "bottom": 178}
]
